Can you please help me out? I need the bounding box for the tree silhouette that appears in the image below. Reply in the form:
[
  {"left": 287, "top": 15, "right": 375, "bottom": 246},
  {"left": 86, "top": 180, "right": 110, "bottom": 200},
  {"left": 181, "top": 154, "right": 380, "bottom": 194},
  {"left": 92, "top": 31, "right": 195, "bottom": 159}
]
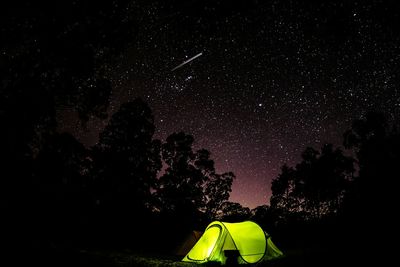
[
  {"left": 1, "top": 2, "right": 136, "bottom": 250},
  {"left": 203, "top": 171, "right": 235, "bottom": 220},
  {"left": 1, "top": 1, "right": 136, "bottom": 152},
  {"left": 342, "top": 111, "right": 400, "bottom": 256},
  {"left": 295, "top": 145, "right": 354, "bottom": 219},
  {"left": 217, "top": 202, "right": 251, "bottom": 222},
  {"left": 343, "top": 112, "right": 396, "bottom": 205},
  {"left": 270, "top": 165, "right": 299, "bottom": 219},
  {"left": 157, "top": 132, "right": 235, "bottom": 228},
  {"left": 90, "top": 98, "right": 161, "bottom": 243},
  {"left": 157, "top": 132, "right": 202, "bottom": 217},
  {"left": 251, "top": 205, "right": 269, "bottom": 223},
  {"left": 32, "top": 133, "right": 90, "bottom": 243},
  {"left": 271, "top": 144, "right": 354, "bottom": 221}
]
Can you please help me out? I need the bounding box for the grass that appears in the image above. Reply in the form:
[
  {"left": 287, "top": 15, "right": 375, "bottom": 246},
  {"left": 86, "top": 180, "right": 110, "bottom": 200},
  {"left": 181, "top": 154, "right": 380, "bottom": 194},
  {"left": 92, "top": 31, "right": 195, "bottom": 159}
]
[
  {"left": 44, "top": 245, "right": 356, "bottom": 267},
  {"left": 75, "top": 248, "right": 324, "bottom": 267}
]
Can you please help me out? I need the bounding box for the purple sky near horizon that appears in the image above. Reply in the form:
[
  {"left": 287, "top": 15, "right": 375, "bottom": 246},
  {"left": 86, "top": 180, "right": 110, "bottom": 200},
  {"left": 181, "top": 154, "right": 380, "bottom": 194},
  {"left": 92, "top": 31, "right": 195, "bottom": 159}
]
[{"left": 60, "top": 0, "right": 400, "bottom": 209}]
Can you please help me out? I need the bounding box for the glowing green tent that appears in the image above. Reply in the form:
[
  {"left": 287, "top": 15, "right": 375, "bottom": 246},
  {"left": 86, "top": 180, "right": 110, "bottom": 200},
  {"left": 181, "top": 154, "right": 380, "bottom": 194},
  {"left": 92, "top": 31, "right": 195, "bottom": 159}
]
[{"left": 182, "top": 221, "right": 283, "bottom": 264}]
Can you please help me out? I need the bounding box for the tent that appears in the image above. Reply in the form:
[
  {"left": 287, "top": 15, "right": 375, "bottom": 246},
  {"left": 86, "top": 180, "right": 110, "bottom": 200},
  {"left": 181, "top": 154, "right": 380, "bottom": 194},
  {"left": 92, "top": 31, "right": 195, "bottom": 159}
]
[
  {"left": 175, "top": 230, "right": 203, "bottom": 256},
  {"left": 182, "top": 221, "right": 283, "bottom": 264}
]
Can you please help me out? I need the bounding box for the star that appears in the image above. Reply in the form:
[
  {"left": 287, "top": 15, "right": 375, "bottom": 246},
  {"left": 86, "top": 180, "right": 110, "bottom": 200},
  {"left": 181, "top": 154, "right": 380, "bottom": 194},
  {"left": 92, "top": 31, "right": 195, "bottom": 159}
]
[{"left": 60, "top": 0, "right": 400, "bottom": 209}]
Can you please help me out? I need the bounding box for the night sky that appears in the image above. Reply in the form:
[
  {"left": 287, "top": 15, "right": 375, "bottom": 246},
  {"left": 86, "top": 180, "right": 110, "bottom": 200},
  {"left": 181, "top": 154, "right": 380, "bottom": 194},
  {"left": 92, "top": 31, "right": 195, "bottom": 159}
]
[{"left": 60, "top": 0, "right": 400, "bottom": 208}]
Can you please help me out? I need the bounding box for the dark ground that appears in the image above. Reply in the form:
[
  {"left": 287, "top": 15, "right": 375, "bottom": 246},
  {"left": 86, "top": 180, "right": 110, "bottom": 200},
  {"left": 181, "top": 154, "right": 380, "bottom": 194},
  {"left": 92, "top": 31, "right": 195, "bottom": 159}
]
[{"left": 27, "top": 246, "right": 360, "bottom": 267}]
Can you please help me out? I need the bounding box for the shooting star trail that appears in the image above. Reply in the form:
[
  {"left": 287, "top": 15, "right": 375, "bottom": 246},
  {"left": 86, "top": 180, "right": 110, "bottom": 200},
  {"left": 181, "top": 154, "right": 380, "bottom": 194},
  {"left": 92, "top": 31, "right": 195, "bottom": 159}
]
[{"left": 171, "top": 52, "right": 203, "bottom": 71}]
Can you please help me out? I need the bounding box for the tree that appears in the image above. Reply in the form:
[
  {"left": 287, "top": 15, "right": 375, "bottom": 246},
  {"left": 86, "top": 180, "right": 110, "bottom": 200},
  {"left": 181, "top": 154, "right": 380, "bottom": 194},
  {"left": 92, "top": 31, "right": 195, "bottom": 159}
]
[
  {"left": 343, "top": 111, "right": 397, "bottom": 201},
  {"left": 157, "top": 132, "right": 235, "bottom": 226},
  {"left": 1, "top": 1, "right": 137, "bottom": 248},
  {"left": 341, "top": 111, "right": 400, "bottom": 263},
  {"left": 343, "top": 112, "right": 400, "bottom": 229},
  {"left": 0, "top": 0, "right": 136, "bottom": 156},
  {"left": 295, "top": 145, "right": 354, "bottom": 219},
  {"left": 203, "top": 171, "right": 235, "bottom": 220},
  {"left": 157, "top": 132, "right": 202, "bottom": 217},
  {"left": 32, "top": 133, "right": 90, "bottom": 242},
  {"left": 270, "top": 165, "right": 299, "bottom": 217},
  {"left": 250, "top": 205, "right": 280, "bottom": 230},
  {"left": 270, "top": 145, "right": 354, "bottom": 221},
  {"left": 91, "top": 99, "right": 162, "bottom": 227},
  {"left": 217, "top": 202, "right": 251, "bottom": 221}
]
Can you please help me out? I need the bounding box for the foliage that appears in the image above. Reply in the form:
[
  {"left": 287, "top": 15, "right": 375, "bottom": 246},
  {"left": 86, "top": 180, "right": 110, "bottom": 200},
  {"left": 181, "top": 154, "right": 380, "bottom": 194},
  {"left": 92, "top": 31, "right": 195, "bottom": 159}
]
[
  {"left": 0, "top": 0, "right": 136, "bottom": 234},
  {"left": 203, "top": 171, "right": 235, "bottom": 220},
  {"left": 90, "top": 99, "right": 162, "bottom": 238},
  {"left": 342, "top": 111, "right": 400, "bottom": 246},
  {"left": 156, "top": 132, "right": 235, "bottom": 225},
  {"left": 217, "top": 202, "right": 251, "bottom": 221},
  {"left": 270, "top": 144, "right": 354, "bottom": 221}
]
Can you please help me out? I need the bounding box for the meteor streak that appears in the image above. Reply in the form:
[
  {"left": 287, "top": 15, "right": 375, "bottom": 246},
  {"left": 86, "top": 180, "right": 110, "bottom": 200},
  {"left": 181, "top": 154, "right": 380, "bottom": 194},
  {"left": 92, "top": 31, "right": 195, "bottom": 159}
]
[{"left": 171, "top": 52, "right": 203, "bottom": 71}]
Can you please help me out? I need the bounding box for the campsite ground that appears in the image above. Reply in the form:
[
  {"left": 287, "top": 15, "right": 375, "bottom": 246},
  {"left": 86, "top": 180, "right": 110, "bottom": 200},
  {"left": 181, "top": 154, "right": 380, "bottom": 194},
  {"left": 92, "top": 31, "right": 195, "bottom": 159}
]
[{"left": 50, "top": 247, "right": 349, "bottom": 267}]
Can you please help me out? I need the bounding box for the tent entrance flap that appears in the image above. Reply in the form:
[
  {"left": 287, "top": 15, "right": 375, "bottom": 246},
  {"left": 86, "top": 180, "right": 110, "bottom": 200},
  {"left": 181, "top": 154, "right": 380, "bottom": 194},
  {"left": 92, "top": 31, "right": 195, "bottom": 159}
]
[
  {"left": 175, "top": 230, "right": 203, "bottom": 256},
  {"left": 186, "top": 225, "right": 221, "bottom": 261},
  {"left": 222, "top": 221, "right": 267, "bottom": 263}
]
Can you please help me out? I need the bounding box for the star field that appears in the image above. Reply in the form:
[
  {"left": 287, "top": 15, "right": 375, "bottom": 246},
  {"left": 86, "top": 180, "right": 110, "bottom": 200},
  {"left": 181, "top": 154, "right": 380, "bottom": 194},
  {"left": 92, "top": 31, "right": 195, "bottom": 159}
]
[{"left": 61, "top": 0, "right": 400, "bottom": 208}]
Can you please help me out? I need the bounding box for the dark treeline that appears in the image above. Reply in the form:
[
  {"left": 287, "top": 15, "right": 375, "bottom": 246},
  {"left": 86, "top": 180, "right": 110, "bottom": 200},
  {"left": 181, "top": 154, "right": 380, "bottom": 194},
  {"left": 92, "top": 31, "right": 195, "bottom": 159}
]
[
  {"left": 30, "top": 99, "right": 236, "bottom": 252},
  {"left": 2, "top": 1, "right": 400, "bottom": 266},
  {"left": 2, "top": 95, "right": 238, "bottom": 253},
  {"left": 250, "top": 111, "right": 400, "bottom": 265},
  {"left": 0, "top": 0, "right": 237, "bottom": 261}
]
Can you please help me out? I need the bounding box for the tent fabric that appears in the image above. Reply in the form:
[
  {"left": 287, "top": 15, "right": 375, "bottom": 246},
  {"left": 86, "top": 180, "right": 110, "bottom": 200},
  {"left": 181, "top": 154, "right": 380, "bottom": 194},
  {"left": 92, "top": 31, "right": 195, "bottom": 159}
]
[
  {"left": 265, "top": 236, "right": 283, "bottom": 260},
  {"left": 175, "top": 230, "right": 203, "bottom": 256},
  {"left": 182, "top": 221, "right": 283, "bottom": 264}
]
